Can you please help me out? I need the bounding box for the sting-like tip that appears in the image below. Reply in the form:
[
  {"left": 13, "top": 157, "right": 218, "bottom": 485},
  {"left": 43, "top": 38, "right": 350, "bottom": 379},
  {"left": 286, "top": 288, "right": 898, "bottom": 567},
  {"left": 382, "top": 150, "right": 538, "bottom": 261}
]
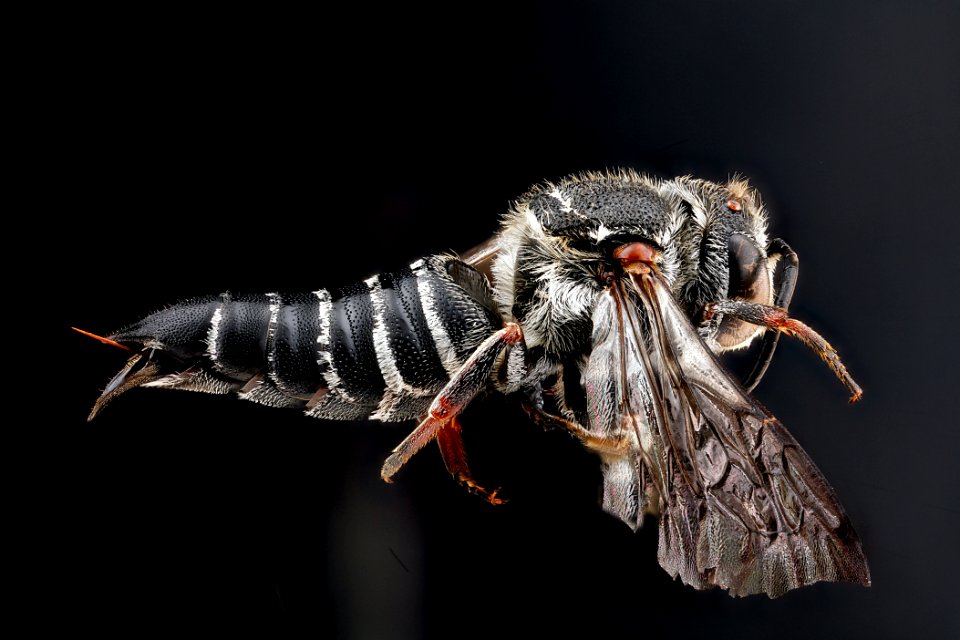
[{"left": 72, "top": 327, "right": 133, "bottom": 351}]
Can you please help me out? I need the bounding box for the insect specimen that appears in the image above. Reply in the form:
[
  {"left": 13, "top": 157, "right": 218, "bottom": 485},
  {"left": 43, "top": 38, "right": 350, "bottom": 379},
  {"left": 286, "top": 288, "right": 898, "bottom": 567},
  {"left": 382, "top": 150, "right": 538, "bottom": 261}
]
[{"left": 81, "top": 171, "right": 870, "bottom": 597}]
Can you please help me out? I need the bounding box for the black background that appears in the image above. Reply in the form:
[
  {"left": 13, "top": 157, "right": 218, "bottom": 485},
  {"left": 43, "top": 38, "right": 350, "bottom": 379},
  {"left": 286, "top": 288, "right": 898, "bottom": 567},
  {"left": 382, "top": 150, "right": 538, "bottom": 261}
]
[{"left": 33, "top": 1, "right": 958, "bottom": 637}]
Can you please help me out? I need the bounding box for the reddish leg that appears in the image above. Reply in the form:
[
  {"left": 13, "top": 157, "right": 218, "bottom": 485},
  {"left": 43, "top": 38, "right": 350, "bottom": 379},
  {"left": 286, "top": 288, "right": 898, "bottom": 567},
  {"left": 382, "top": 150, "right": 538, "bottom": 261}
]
[
  {"left": 436, "top": 417, "right": 505, "bottom": 505},
  {"left": 705, "top": 299, "right": 863, "bottom": 402},
  {"left": 380, "top": 323, "right": 523, "bottom": 488}
]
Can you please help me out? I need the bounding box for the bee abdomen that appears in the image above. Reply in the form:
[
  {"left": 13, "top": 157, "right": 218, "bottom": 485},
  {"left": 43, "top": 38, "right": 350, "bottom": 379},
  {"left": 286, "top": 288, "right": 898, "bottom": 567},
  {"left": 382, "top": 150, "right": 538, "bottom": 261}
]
[{"left": 115, "top": 256, "right": 500, "bottom": 422}]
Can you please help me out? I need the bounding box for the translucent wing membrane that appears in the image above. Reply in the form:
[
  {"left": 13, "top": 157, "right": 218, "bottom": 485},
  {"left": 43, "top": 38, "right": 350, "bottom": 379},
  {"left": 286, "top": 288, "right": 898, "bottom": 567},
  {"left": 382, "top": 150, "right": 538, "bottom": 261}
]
[{"left": 587, "top": 271, "right": 870, "bottom": 597}]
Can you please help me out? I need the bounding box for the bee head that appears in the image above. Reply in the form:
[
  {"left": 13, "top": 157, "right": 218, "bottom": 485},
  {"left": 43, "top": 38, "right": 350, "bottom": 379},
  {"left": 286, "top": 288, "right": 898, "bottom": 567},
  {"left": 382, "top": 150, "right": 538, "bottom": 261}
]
[
  {"left": 491, "top": 170, "right": 686, "bottom": 354},
  {"left": 491, "top": 171, "right": 776, "bottom": 356},
  {"left": 661, "top": 176, "right": 775, "bottom": 351}
]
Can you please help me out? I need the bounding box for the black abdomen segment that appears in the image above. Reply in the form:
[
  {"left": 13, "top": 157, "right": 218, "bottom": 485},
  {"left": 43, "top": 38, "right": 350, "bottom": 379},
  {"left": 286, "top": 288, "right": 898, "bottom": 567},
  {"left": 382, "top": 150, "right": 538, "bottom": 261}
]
[
  {"left": 379, "top": 267, "right": 449, "bottom": 391},
  {"left": 330, "top": 284, "right": 380, "bottom": 392},
  {"left": 270, "top": 292, "right": 325, "bottom": 396},
  {"left": 211, "top": 293, "right": 272, "bottom": 376}
]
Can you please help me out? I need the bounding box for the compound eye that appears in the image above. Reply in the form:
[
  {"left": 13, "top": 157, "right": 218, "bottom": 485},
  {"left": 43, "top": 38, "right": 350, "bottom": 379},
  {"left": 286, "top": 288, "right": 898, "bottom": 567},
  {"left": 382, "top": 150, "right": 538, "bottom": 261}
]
[
  {"left": 716, "top": 234, "right": 772, "bottom": 349},
  {"left": 727, "top": 233, "right": 764, "bottom": 299}
]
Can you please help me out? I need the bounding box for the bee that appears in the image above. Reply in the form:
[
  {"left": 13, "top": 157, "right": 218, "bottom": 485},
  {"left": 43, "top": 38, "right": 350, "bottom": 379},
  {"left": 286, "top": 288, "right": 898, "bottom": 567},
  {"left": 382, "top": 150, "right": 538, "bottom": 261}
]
[{"left": 80, "top": 170, "right": 869, "bottom": 597}]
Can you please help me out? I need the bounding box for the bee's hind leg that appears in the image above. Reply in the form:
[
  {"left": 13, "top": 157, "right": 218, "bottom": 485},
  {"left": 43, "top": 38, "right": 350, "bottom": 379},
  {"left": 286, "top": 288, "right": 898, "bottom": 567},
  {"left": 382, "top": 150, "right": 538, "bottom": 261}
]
[
  {"left": 436, "top": 416, "right": 505, "bottom": 504},
  {"left": 380, "top": 323, "right": 523, "bottom": 504}
]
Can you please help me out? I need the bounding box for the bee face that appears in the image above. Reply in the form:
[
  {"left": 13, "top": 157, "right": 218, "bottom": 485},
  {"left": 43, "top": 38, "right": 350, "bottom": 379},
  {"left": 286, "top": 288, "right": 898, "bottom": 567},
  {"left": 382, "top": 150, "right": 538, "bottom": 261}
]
[{"left": 492, "top": 171, "right": 775, "bottom": 356}]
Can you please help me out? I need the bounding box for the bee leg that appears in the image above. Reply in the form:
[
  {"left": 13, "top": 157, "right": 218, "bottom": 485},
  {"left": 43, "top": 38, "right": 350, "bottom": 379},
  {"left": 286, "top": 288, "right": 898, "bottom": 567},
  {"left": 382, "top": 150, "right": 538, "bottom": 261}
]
[
  {"left": 706, "top": 298, "right": 863, "bottom": 402},
  {"left": 436, "top": 416, "right": 505, "bottom": 505},
  {"left": 521, "top": 402, "right": 631, "bottom": 455},
  {"left": 744, "top": 238, "right": 799, "bottom": 391},
  {"left": 380, "top": 323, "right": 524, "bottom": 484}
]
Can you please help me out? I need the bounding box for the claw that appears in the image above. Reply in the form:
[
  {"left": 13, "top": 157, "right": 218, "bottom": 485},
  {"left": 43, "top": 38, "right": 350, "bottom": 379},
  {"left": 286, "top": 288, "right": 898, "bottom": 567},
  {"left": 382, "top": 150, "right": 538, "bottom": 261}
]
[{"left": 457, "top": 474, "right": 507, "bottom": 505}]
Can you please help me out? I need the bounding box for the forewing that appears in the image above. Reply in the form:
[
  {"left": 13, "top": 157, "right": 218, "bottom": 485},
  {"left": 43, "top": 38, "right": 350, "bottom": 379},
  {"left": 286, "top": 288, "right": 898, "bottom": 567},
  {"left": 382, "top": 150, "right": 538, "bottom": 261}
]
[
  {"left": 587, "top": 272, "right": 870, "bottom": 597},
  {"left": 583, "top": 288, "right": 660, "bottom": 531}
]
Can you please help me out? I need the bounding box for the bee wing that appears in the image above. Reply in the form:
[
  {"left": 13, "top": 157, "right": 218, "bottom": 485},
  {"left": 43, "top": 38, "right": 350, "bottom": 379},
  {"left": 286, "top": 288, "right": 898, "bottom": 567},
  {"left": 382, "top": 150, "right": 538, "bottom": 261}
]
[{"left": 585, "top": 272, "right": 870, "bottom": 597}]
